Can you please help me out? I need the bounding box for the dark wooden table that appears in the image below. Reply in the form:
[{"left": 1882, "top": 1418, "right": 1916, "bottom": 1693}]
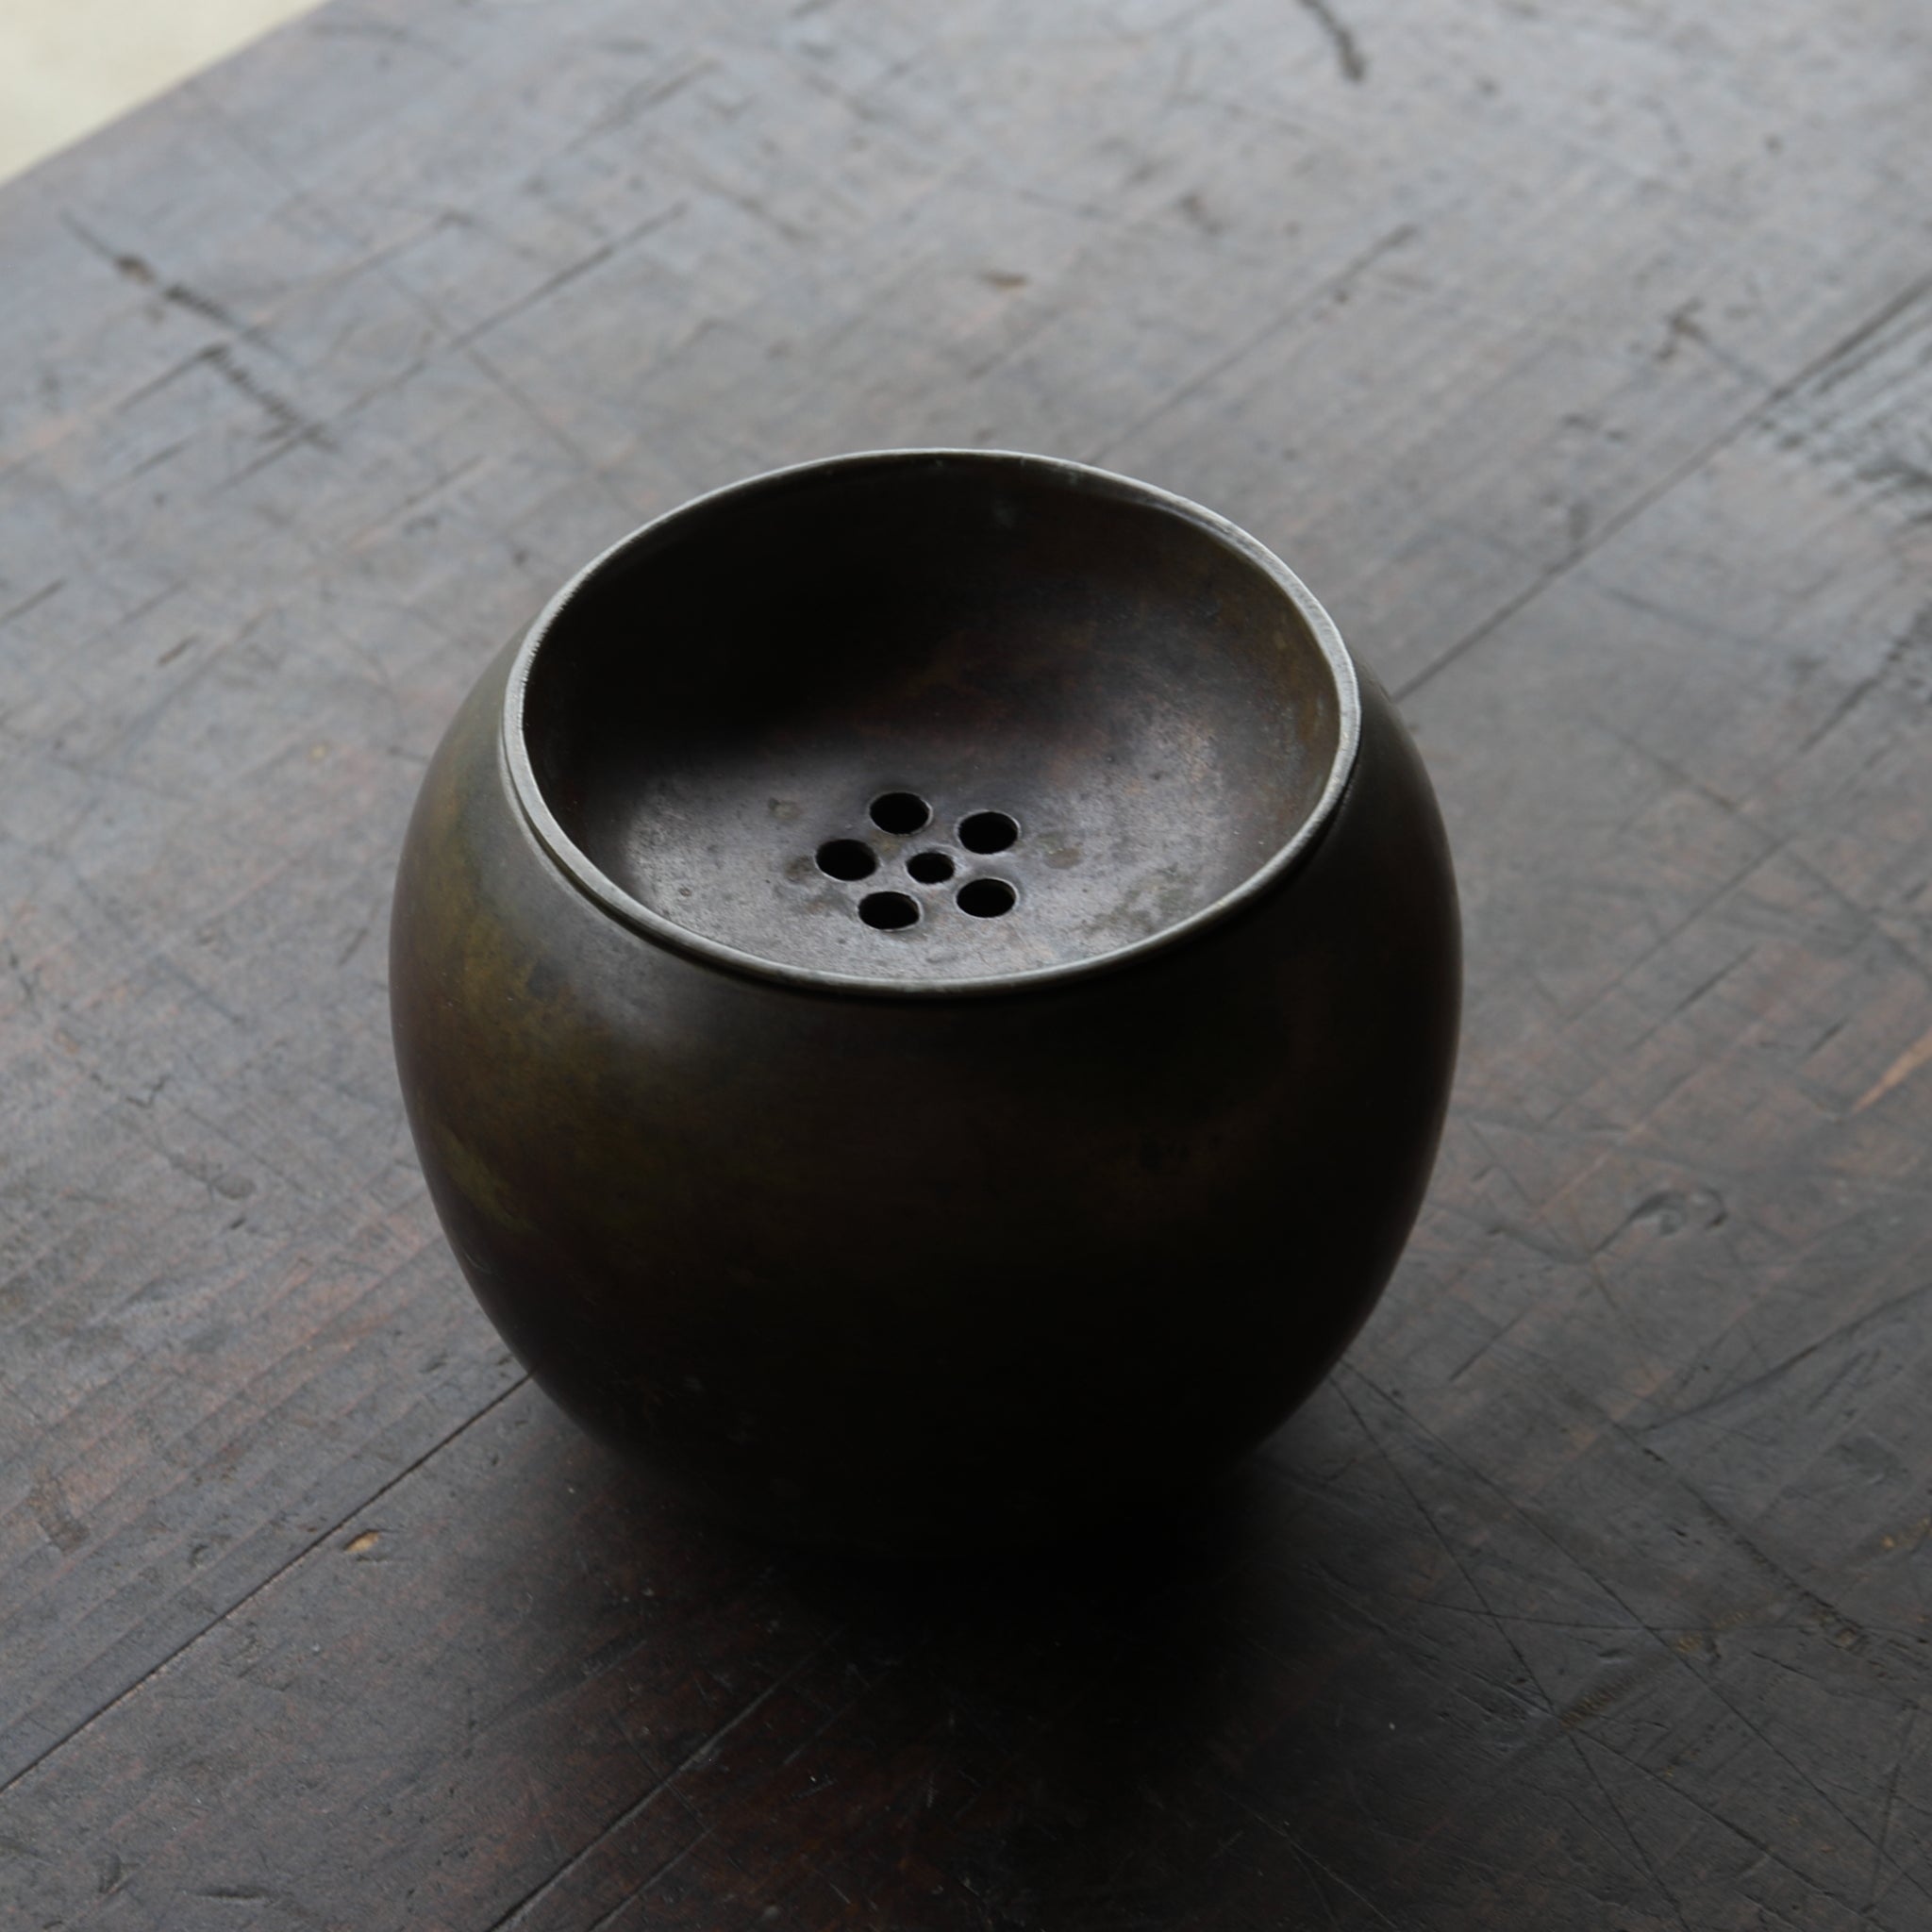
[{"left": 5, "top": 2, "right": 1931, "bottom": 1924}]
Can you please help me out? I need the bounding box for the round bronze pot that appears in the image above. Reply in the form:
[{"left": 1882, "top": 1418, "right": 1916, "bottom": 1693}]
[{"left": 391, "top": 450, "right": 1459, "bottom": 1552}]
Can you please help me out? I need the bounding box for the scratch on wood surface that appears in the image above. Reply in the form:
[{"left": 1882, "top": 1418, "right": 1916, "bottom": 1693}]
[
  {"left": 25, "top": 1478, "right": 90, "bottom": 1556},
  {"left": 1403, "top": 270, "right": 1932, "bottom": 706},
  {"left": 1574, "top": 1729, "right": 1814, "bottom": 1921},
  {"left": 1654, "top": 299, "right": 1768, "bottom": 388},
  {"left": 0, "top": 581, "right": 66, "bottom": 630},
  {"left": 1089, "top": 222, "right": 1416, "bottom": 462},
  {"left": 61, "top": 215, "right": 275, "bottom": 354},
  {"left": 196, "top": 345, "right": 335, "bottom": 459},
  {"left": 1347, "top": 1361, "right": 1916, "bottom": 1894},
  {"left": 1332, "top": 1380, "right": 1698, "bottom": 1924},
  {"left": 1866, "top": 1704, "right": 1919, "bottom": 1921},
  {"left": 1861, "top": 454, "right": 1932, "bottom": 516},
  {"left": 1573, "top": 1738, "right": 1696, "bottom": 1932},
  {"left": 1231, "top": 1795, "right": 1406, "bottom": 1928},
  {"left": 1295, "top": 0, "right": 1367, "bottom": 82},
  {"left": 308, "top": 13, "right": 457, "bottom": 61},
  {"left": 1647, "top": 1625, "right": 1919, "bottom": 1898},
  {"left": 588, "top": 1825, "right": 719, "bottom": 1930},
  {"left": 1592, "top": 1720, "right": 1932, "bottom": 1923},
  {"left": 0, "top": 1371, "right": 523, "bottom": 1805},
  {"left": 1548, "top": 1526, "right": 1911, "bottom": 1924},
  {"left": 1849, "top": 1021, "right": 1932, "bottom": 1114},
  {"left": 564, "top": 59, "right": 716, "bottom": 154},
  {"left": 484, "top": 1641, "right": 834, "bottom": 1931},
  {"left": 458, "top": 343, "right": 637, "bottom": 524},
  {"left": 1613, "top": 1421, "right": 1874, "bottom": 1663},
  {"left": 679, "top": 158, "right": 814, "bottom": 248},
  {"left": 454, "top": 202, "right": 686, "bottom": 354}
]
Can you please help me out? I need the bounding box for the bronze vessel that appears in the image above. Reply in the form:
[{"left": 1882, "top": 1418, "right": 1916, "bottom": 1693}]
[{"left": 391, "top": 450, "right": 1459, "bottom": 1552}]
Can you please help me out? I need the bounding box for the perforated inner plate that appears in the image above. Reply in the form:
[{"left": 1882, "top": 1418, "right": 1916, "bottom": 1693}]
[{"left": 512, "top": 452, "right": 1355, "bottom": 988}]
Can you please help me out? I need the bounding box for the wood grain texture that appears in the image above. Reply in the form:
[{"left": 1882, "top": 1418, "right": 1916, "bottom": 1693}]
[{"left": 1, "top": 0, "right": 1929, "bottom": 1924}]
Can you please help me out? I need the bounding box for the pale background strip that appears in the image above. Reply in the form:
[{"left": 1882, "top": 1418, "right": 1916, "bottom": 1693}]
[{"left": 0, "top": 0, "right": 318, "bottom": 181}]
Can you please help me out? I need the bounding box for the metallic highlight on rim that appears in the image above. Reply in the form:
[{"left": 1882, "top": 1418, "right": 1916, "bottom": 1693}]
[{"left": 501, "top": 448, "right": 1363, "bottom": 999}]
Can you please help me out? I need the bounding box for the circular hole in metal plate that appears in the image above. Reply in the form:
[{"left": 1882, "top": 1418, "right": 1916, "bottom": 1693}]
[
  {"left": 957, "top": 878, "right": 1017, "bottom": 918},
  {"left": 870, "top": 791, "right": 931, "bottom": 835},
  {"left": 816, "top": 839, "right": 877, "bottom": 880},
  {"left": 958, "top": 810, "right": 1019, "bottom": 854},
  {"left": 858, "top": 890, "right": 921, "bottom": 930}
]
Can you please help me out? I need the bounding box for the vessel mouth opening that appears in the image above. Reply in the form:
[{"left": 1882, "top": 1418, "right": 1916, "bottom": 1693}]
[{"left": 507, "top": 449, "right": 1359, "bottom": 995}]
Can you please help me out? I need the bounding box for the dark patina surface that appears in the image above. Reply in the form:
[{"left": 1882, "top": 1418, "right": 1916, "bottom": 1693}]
[{"left": 391, "top": 452, "right": 1460, "bottom": 1550}]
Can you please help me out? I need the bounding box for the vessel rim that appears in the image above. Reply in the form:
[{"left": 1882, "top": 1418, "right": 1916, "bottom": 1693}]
[{"left": 501, "top": 446, "right": 1363, "bottom": 1001}]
